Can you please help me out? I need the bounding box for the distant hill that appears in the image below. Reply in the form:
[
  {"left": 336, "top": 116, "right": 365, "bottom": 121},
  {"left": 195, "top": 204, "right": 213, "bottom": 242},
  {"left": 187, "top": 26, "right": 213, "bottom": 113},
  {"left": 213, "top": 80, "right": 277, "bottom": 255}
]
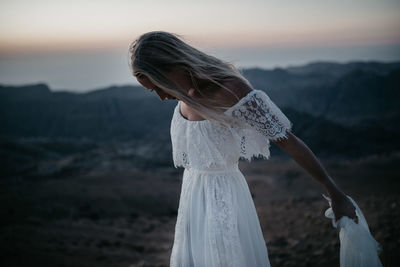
[
  {"left": 0, "top": 83, "right": 175, "bottom": 141},
  {"left": 242, "top": 61, "right": 400, "bottom": 126},
  {"left": 1, "top": 61, "right": 399, "bottom": 175}
]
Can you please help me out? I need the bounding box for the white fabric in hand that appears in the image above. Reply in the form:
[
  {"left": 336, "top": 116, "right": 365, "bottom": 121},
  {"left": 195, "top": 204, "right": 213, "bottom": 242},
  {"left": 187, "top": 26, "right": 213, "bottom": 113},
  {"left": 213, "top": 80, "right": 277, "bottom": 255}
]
[{"left": 322, "top": 194, "right": 383, "bottom": 267}]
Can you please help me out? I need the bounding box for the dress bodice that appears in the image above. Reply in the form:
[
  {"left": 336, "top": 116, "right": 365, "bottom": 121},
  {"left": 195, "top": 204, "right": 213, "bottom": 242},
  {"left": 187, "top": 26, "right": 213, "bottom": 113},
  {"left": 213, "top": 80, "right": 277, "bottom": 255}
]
[{"left": 170, "top": 89, "right": 293, "bottom": 171}]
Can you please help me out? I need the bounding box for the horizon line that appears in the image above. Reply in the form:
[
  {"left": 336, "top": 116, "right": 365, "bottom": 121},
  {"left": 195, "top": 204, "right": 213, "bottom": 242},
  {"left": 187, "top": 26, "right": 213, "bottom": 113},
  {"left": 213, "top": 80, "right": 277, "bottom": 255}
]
[{"left": 1, "top": 59, "right": 399, "bottom": 93}]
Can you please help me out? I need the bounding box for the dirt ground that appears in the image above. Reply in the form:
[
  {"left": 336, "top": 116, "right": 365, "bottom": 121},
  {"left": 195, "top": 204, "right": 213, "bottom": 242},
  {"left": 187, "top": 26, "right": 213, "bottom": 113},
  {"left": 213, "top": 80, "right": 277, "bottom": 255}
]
[{"left": 1, "top": 153, "right": 399, "bottom": 267}]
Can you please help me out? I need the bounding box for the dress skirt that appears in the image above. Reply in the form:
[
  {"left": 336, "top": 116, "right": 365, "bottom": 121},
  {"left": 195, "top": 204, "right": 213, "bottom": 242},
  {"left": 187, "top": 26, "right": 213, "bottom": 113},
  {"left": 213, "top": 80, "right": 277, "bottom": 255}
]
[{"left": 170, "top": 166, "right": 271, "bottom": 267}]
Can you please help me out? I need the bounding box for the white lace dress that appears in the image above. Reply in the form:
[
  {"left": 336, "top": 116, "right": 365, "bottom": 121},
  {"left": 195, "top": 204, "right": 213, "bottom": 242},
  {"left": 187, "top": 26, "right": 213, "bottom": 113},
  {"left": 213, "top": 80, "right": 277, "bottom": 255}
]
[{"left": 169, "top": 89, "right": 293, "bottom": 267}]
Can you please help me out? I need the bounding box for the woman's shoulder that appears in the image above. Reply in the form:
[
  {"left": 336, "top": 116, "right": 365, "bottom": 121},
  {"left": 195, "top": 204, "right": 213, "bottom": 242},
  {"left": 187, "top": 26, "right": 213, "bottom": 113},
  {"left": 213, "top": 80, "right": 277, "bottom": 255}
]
[{"left": 216, "top": 79, "right": 253, "bottom": 108}]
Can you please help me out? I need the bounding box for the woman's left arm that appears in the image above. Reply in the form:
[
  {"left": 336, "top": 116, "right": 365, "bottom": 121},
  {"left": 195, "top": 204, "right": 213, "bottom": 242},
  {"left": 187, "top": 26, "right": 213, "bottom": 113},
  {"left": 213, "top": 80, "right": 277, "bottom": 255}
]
[{"left": 273, "top": 131, "right": 358, "bottom": 223}]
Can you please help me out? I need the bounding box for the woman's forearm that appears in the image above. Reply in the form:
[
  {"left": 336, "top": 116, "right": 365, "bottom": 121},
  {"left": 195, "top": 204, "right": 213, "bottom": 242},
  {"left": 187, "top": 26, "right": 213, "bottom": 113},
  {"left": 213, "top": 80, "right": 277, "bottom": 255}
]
[{"left": 273, "top": 131, "right": 345, "bottom": 198}]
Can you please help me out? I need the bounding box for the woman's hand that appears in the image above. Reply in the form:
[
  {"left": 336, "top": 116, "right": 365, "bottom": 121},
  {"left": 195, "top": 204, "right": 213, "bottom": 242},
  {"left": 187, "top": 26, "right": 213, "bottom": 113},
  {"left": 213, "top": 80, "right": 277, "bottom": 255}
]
[{"left": 330, "top": 192, "right": 359, "bottom": 224}]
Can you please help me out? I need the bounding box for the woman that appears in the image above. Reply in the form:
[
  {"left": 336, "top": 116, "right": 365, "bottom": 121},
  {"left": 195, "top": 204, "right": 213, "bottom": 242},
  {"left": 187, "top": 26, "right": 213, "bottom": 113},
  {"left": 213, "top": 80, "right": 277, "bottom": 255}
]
[{"left": 128, "top": 31, "right": 358, "bottom": 266}]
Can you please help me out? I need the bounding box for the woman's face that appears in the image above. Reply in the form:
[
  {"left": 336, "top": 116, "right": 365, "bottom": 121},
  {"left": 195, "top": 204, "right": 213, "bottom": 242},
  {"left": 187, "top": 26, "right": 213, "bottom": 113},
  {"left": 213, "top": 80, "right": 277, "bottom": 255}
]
[
  {"left": 135, "top": 73, "right": 177, "bottom": 100},
  {"left": 134, "top": 69, "right": 195, "bottom": 101}
]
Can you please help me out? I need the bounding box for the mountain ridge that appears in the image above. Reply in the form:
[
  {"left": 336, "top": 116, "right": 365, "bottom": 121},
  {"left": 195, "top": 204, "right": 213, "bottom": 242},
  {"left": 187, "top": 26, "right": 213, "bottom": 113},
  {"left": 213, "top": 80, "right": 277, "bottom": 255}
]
[{"left": 1, "top": 61, "right": 399, "bottom": 165}]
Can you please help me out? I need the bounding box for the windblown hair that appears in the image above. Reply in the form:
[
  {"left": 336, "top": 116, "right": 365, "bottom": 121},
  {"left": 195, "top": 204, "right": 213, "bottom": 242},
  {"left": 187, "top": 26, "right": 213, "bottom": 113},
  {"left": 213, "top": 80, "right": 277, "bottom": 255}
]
[{"left": 128, "top": 31, "right": 253, "bottom": 125}]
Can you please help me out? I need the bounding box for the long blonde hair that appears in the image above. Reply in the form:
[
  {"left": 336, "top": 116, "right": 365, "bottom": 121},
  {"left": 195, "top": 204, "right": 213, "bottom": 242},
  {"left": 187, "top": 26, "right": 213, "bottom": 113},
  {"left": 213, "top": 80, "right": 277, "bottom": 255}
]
[{"left": 128, "top": 31, "right": 253, "bottom": 125}]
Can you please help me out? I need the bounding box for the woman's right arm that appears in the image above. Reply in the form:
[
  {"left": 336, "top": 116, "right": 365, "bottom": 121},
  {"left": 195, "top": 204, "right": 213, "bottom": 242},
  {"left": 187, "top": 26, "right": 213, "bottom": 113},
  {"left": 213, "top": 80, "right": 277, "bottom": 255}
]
[{"left": 273, "top": 131, "right": 358, "bottom": 223}]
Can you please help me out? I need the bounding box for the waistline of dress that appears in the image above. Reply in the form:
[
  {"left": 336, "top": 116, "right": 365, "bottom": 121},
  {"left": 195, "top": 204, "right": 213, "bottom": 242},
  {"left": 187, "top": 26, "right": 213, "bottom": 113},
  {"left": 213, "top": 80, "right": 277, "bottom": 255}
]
[{"left": 184, "top": 165, "right": 240, "bottom": 174}]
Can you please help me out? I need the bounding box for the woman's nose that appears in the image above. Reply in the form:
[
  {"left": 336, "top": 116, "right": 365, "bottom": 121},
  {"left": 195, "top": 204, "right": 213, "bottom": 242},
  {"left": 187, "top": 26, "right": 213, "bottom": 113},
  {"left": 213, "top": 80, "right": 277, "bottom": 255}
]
[
  {"left": 161, "top": 93, "right": 170, "bottom": 100},
  {"left": 155, "top": 90, "right": 174, "bottom": 100}
]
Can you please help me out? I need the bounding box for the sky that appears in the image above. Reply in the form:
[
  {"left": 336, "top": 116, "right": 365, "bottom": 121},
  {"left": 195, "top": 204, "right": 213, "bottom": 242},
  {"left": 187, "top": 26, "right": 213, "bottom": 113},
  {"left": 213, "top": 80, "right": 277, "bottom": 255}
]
[{"left": 0, "top": 0, "right": 399, "bottom": 92}]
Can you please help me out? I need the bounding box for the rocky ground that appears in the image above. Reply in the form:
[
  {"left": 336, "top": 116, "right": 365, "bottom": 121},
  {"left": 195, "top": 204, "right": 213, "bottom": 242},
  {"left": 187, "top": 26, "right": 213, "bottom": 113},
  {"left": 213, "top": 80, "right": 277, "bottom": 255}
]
[{"left": 1, "top": 153, "right": 399, "bottom": 267}]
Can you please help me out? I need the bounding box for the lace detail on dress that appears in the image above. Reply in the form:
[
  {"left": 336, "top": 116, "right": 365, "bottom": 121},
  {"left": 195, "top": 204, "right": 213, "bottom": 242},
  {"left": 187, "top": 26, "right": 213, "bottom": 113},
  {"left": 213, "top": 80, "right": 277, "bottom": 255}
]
[
  {"left": 169, "top": 169, "right": 193, "bottom": 266},
  {"left": 207, "top": 173, "right": 246, "bottom": 266},
  {"left": 227, "top": 90, "right": 292, "bottom": 142},
  {"left": 170, "top": 89, "right": 293, "bottom": 169},
  {"left": 182, "top": 151, "right": 189, "bottom": 166},
  {"left": 240, "top": 136, "right": 246, "bottom": 155},
  {"left": 170, "top": 104, "right": 240, "bottom": 170}
]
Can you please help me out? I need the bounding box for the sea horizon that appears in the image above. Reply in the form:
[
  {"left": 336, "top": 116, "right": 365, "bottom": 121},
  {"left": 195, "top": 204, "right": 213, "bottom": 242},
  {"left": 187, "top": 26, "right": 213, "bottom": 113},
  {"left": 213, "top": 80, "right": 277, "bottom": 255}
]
[{"left": 1, "top": 43, "right": 399, "bottom": 93}]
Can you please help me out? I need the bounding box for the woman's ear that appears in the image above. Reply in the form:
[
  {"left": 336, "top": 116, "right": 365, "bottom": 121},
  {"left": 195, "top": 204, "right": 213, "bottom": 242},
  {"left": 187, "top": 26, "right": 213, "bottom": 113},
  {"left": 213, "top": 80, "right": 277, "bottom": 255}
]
[{"left": 187, "top": 88, "right": 196, "bottom": 97}]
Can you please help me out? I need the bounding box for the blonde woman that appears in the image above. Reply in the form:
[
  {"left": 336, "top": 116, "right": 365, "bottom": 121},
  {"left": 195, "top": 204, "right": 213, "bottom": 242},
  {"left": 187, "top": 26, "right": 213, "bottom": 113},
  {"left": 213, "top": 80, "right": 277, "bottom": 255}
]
[{"left": 128, "top": 31, "right": 358, "bottom": 266}]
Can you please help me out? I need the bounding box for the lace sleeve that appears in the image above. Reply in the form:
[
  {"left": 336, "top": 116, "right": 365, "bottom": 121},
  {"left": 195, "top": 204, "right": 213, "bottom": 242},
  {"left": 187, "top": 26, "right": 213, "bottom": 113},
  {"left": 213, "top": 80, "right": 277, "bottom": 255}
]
[{"left": 227, "top": 89, "right": 292, "bottom": 142}]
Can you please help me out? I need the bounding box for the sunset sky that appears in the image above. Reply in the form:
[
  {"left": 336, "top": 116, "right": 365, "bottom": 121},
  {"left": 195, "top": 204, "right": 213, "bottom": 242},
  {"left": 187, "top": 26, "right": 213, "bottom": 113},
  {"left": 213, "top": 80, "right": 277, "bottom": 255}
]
[{"left": 0, "top": 0, "right": 399, "bottom": 91}]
